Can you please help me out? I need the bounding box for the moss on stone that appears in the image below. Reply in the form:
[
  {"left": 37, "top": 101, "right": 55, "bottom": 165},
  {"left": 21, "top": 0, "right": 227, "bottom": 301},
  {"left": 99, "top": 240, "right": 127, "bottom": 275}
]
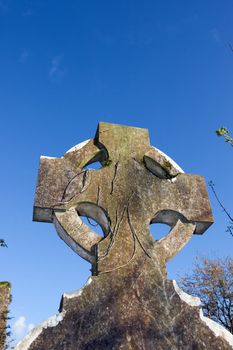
[
  {"left": 0, "top": 281, "right": 11, "bottom": 288},
  {"left": 103, "top": 159, "right": 112, "bottom": 167},
  {"left": 163, "top": 159, "right": 172, "bottom": 170}
]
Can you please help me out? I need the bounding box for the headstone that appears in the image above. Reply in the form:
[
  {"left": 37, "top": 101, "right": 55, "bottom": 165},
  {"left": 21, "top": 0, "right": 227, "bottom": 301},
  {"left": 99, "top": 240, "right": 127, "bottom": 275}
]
[
  {"left": 16, "top": 123, "right": 233, "bottom": 349},
  {"left": 0, "top": 282, "right": 10, "bottom": 350}
]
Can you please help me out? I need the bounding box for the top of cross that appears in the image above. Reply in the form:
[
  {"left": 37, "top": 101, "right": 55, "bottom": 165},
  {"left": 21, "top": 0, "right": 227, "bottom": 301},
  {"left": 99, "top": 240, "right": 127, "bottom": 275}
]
[{"left": 95, "top": 122, "right": 150, "bottom": 158}]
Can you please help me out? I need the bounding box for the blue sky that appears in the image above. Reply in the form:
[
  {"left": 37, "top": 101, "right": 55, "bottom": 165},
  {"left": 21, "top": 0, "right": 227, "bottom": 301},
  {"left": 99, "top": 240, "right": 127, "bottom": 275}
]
[{"left": 0, "top": 0, "right": 233, "bottom": 343}]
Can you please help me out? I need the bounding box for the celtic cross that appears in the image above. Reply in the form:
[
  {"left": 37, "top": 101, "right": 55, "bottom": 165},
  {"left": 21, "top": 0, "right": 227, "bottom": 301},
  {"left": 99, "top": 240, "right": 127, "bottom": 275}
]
[
  {"left": 33, "top": 122, "right": 213, "bottom": 275},
  {"left": 15, "top": 122, "right": 233, "bottom": 350}
]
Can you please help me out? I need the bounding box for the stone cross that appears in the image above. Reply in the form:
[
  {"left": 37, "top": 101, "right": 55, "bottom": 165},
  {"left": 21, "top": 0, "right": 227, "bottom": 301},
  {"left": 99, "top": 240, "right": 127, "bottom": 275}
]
[
  {"left": 16, "top": 122, "right": 233, "bottom": 350},
  {"left": 33, "top": 122, "right": 212, "bottom": 275}
]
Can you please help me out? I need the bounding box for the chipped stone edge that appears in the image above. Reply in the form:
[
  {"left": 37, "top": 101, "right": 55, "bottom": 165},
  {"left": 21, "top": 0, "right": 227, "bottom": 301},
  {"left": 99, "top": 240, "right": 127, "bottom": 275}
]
[
  {"left": 14, "top": 312, "right": 65, "bottom": 350},
  {"left": 200, "top": 310, "right": 233, "bottom": 348},
  {"left": 63, "top": 276, "right": 92, "bottom": 299},
  {"left": 41, "top": 143, "right": 182, "bottom": 175},
  {"left": 14, "top": 277, "right": 93, "bottom": 350},
  {"left": 173, "top": 280, "right": 201, "bottom": 307},
  {"left": 153, "top": 146, "right": 184, "bottom": 174},
  {"left": 173, "top": 280, "right": 233, "bottom": 348},
  {"left": 40, "top": 140, "right": 91, "bottom": 160},
  {"left": 66, "top": 139, "right": 90, "bottom": 154},
  {"left": 40, "top": 156, "right": 56, "bottom": 160}
]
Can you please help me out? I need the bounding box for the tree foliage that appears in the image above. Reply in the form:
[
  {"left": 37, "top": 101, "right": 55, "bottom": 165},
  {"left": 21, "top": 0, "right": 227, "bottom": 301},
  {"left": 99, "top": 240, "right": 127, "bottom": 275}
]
[
  {"left": 209, "top": 127, "right": 233, "bottom": 237},
  {"left": 1, "top": 234, "right": 9, "bottom": 348},
  {"left": 0, "top": 239, "right": 7, "bottom": 248},
  {"left": 209, "top": 181, "right": 233, "bottom": 238},
  {"left": 216, "top": 127, "right": 233, "bottom": 147},
  {"left": 179, "top": 257, "right": 233, "bottom": 334}
]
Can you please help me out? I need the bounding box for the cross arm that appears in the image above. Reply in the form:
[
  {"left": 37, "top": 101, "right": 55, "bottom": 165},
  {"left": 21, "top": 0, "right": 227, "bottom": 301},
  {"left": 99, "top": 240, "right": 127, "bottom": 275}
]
[{"left": 155, "top": 220, "right": 196, "bottom": 262}]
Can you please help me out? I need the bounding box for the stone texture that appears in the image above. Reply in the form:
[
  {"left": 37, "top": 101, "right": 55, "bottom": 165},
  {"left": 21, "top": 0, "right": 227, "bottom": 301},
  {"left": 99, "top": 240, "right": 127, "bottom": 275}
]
[
  {"left": 16, "top": 260, "right": 233, "bottom": 350},
  {"left": 16, "top": 122, "right": 233, "bottom": 349},
  {"left": 144, "top": 147, "right": 181, "bottom": 178},
  {"left": 0, "top": 282, "right": 10, "bottom": 350}
]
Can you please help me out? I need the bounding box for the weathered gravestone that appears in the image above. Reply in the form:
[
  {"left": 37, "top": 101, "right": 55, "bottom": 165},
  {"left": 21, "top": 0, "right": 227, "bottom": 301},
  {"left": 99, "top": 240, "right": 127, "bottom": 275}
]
[{"left": 16, "top": 123, "right": 233, "bottom": 349}]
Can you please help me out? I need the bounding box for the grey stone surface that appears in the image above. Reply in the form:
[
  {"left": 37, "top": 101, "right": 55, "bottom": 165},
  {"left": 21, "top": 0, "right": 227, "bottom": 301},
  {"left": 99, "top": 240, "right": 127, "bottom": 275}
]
[
  {"left": 0, "top": 282, "right": 10, "bottom": 350},
  {"left": 16, "top": 122, "right": 233, "bottom": 349}
]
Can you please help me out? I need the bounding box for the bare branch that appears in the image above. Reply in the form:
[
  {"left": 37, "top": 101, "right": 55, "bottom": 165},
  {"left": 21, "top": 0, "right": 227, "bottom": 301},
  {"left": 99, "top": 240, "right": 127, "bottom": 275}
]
[
  {"left": 209, "top": 181, "right": 233, "bottom": 223},
  {"left": 179, "top": 257, "right": 233, "bottom": 333}
]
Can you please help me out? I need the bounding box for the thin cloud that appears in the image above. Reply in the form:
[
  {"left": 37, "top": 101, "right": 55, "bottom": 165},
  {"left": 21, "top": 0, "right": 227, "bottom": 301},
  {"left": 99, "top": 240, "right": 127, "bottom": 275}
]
[
  {"left": 49, "top": 54, "right": 66, "bottom": 83},
  {"left": 19, "top": 50, "right": 29, "bottom": 63},
  {"left": 28, "top": 323, "right": 35, "bottom": 332},
  {"left": 12, "top": 316, "right": 26, "bottom": 336},
  {"left": 0, "top": 0, "right": 11, "bottom": 12},
  {"left": 22, "top": 8, "right": 34, "bottom": 16},
  {"left": 211, "top": 28, "right": 221, "bottom": 43},
  {"left": 12, "top": 316, "right": 35, "bottom": 338}
]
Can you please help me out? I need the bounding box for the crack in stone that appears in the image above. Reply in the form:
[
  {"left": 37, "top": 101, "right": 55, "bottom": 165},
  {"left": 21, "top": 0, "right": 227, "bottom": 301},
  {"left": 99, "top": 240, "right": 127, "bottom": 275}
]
[
  {"left": 153, "top": 253, "right": 171, "bottom": 318},
  {"left": 97, "top": 205, "right": 126, "bottom": 261},
  {"left": 98, "top": 192, "right": 135, "bottom": 264},
  {"left": 61, "top": 170, "right": 85, "bottom": 201},
  {"left": 127, "top": 207, "right": 151, "bottom": 259},
  {"left": 81, "top": 170, "right": 90, "bottom": 193},
  {"left": 110, "top": 161, "right": 119, "bottom": 195},
  {"left": 96, "top": 186, "right": 100, "bottom": 206}
]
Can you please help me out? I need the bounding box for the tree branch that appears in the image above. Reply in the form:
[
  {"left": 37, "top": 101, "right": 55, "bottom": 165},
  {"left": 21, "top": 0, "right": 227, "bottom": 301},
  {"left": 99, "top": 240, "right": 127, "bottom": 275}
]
[{"left": 209, "top": 181, "right": 233, "bottom": 223}]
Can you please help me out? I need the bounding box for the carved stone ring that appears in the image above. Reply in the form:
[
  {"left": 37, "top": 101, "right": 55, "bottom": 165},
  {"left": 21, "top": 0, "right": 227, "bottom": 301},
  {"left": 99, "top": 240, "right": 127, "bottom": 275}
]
[{"left": 33, "top": 122, "right": 213, "bottom": 275}]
